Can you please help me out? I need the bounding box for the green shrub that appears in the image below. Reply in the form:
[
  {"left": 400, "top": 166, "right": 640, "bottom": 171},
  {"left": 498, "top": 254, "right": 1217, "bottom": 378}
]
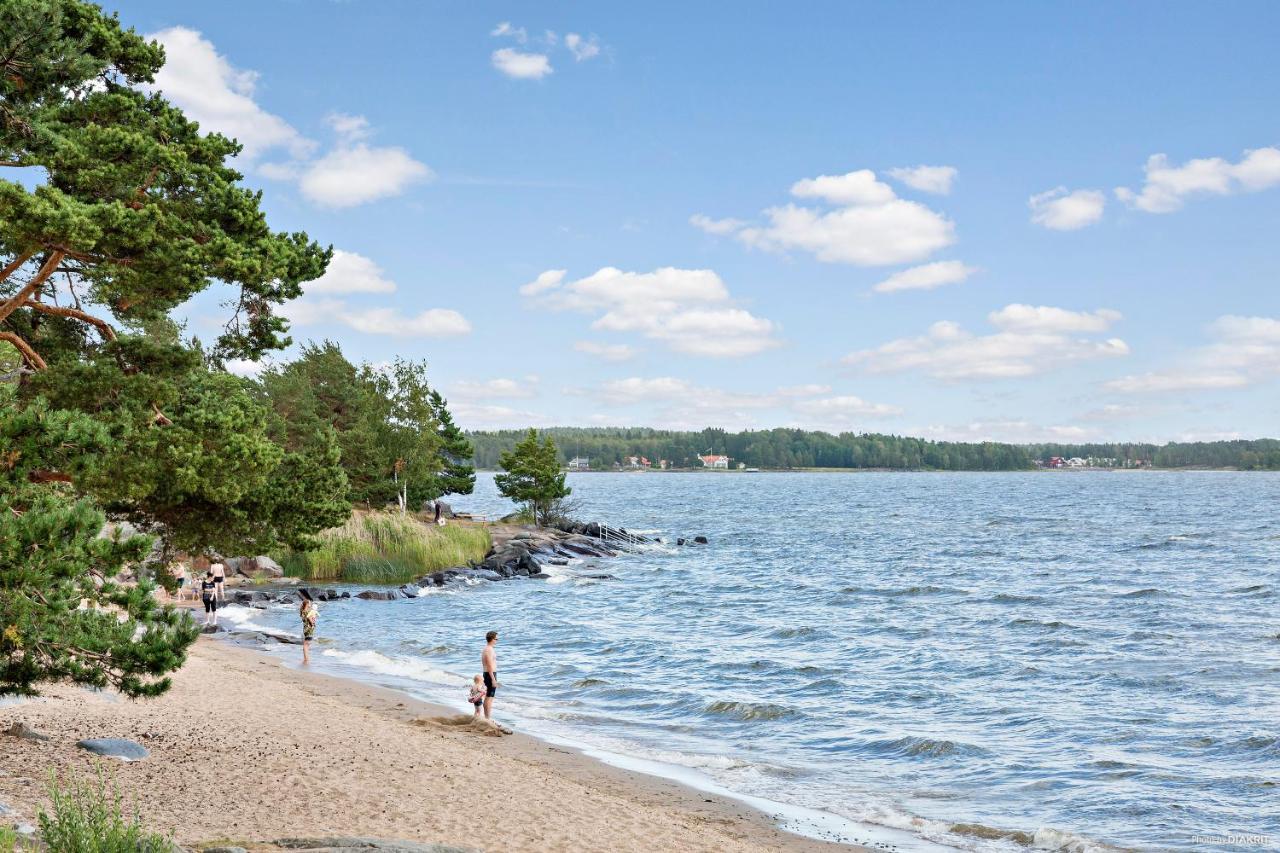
[
  {"left": 39, "top": 768, "right": 172, "bottom": 852},
  {"left": 276, "top": 512, "right": 491, "bottom": 584}
]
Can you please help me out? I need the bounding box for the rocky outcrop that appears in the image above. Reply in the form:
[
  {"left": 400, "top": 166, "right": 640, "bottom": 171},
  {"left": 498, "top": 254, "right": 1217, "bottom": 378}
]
[{"left": 76, "top": 737, "right": 149, "bottom": 761}]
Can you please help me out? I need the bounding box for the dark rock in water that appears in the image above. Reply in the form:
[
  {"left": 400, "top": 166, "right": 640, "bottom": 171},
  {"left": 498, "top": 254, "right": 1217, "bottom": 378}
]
[
  {"left": 201, "top": 624, "right": 224, "bottom": 634},
  {"left": 516, "top": 553, "right": 540, "bottom": 574},
  {"left": 578, "top": 573, "right": 616, "bottom": 581},
  {"left": 340, "top": 591, "right": 351, "bottom": 599},
  {"left": 583, "top": 521, "right": 602, "bottom": 538},
  {"left": 398, "top": 584, "right": 420, "bottom": 598},
  {"left": 76, "top": 738, "right": 149, "bottom": 761},
  {"left": 531, "top": 572, "right": 552, "bottom": 579},
  {"left": 5, "top": 721, "right": 49, "bottom": 742},
  {"left": 547, "top": 558, "right": 568, "bottom": 566},
  {"left": 355, "top": 590, "right": 396, "bottom": 601},
  {"left": 693, "top": 535, "right": 709, "bottom": 544},
  {"left": 676, "top": 538, "right": 686, "bottom": 546}
]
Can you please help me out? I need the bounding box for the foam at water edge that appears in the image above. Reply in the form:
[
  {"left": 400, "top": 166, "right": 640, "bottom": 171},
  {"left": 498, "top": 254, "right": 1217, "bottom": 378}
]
[
  {"left": 217, "top": 605, "right": 280, "bottom": 635},
  {"left": 320, "top": 647, "right": 466, "bottom": 687}
]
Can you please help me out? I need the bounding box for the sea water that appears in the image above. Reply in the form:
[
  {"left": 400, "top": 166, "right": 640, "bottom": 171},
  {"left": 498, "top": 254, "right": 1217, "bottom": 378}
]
[{"left": 221, "top": 471, "right": 1280, "bottom": 851}]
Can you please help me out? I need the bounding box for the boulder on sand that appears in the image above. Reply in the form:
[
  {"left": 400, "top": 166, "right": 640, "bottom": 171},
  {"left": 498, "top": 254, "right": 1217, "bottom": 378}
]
[
  {"left": 5, "top": 721, "right": 49, "bottom": 742},
  {"left": 76, "top": 737, "right": 149, "bottom": 761},
  {"left": 236, "top": 555, "right": 284, "bottom": 579}
]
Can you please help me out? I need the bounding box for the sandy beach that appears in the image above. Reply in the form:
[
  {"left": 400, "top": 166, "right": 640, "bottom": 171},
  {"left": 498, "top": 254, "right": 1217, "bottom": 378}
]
[{"left": 0, "top": 637, "right": 859, "bottom": 852}]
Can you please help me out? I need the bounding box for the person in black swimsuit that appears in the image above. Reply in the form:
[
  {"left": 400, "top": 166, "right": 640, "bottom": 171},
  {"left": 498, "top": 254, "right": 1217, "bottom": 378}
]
[
  {"left": 201, "top": 571, "right": 219, "bottom": 627},
  {"left": 481, "top": 630, "right": 499, "bottom": 720}
]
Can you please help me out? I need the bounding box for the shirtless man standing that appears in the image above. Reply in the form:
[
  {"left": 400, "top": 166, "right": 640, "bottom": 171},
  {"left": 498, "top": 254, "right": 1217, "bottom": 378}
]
[{"left": 481, "top": 630, "right": 499, "bottom": 720}]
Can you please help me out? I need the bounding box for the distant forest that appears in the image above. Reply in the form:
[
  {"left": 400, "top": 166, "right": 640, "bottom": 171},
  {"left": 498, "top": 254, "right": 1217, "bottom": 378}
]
[{"left": 467, "top": 428, "right": 1280, "bottom": 471}]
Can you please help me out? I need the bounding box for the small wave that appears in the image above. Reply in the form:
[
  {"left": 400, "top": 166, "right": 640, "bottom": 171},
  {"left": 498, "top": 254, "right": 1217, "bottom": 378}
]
[
  {"left": 990, "top": 593, "right": 1043, "bottom": 604},
  {"left": 870, "top": 735, "right": 990, "bottom": 759},
  {"left": 1008, "top": 618, "right": 1079, "bottom": 632},
  {"left": 768, "top": 626, "right": 818, "bottom": 639},
  {"left": 1228, "top": 583, "right": 1273, "bottom": 598},
  {"left": 320, "top": 648, "right": 462, "bottom": 686},
  {"left": 1117, "top": 587, "right": 1165, "bottom": 598},
  {"left": 840, "top": 584, "right": 962, "bottom": 597},
  {"left": 703, "top": 700, "right": 798, "bottom": 721},
  {"left": 572, "top": 677, "right": 609, "bottom": 688}
]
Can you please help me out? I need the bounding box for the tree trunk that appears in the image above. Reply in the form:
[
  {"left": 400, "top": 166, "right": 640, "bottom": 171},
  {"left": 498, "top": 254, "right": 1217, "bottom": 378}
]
[{"left": 0, "top": 251, "right": 65, "bottom": 323}]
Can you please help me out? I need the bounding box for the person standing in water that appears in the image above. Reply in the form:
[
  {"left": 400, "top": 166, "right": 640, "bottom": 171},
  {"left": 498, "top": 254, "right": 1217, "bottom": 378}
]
[
  {"left": 481, "top": 630, "right": 499, "bottom": 720},
  {"left": 299, "top": 594, "right": 319, "bottom": 664}
]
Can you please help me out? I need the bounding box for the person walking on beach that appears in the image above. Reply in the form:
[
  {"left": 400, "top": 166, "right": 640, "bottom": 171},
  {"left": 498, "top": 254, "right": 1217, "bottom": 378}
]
[
  {"left": 300, "top": 594, "right": 319, "bottom": 665},
  {"left": 481, "top": 630, "right": 499, "bottom": 720},
  {"left": 211, "top": 561, "right": 227, "bottom": 602},
  {"left": 200, "top": 571, "right": 218, "bottom": 628}
]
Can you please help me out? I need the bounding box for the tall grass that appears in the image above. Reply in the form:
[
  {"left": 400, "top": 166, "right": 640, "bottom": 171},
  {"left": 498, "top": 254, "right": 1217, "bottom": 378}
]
[
  {"left": 279, "top": 512, "right": 491, "bottom": 584},
  {"left": 39, "top": 769, "right": 172, "bottom": 852}
]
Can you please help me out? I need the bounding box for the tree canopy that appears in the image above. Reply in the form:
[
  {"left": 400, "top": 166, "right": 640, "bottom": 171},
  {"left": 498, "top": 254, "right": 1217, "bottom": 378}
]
[
  {"left": 0, "top": 0, "right": 344, "bottom": 696},
  {"left": 494, "top": 428, "right": 570, "bottom": 525}
]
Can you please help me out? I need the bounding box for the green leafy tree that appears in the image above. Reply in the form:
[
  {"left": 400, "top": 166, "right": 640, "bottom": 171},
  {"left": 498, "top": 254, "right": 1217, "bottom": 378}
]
[
  {"left": 494, "top": 428, "right": 570, "bottom": 525},
  {"left": 368, "top": 358, "right": 443, "bottom": 512},
  {"left": 1, "top": 398, "right": 199, "bottom": 697},
  {"left": 0, "top": 0, "right": 342, "bottom": 696},
  {"left": 427, "top": 389, "right": 475, "bottom": 500}
]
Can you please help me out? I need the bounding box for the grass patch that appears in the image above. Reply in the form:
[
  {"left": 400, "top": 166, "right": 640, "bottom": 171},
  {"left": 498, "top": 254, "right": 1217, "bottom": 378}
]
[
  {"left": 278, "top": 511, "right": 491, "bottom": 584},
  {"left": 39, "top": 768, "right": 172, "bottom": 852}
]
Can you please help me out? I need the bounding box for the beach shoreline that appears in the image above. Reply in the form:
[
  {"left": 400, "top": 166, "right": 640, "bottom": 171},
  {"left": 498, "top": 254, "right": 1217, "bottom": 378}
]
[{"left": 0, "top": 637, "right": 868, "bottom": 852}]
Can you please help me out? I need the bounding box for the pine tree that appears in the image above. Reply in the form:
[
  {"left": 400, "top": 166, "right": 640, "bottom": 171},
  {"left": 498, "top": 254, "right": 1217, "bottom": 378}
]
[
  {"left": 494, "top": 429, "right": 569, "bottom": 525},
  {"left": 428, "top": 389, "right": 475, "bottom": 499}
]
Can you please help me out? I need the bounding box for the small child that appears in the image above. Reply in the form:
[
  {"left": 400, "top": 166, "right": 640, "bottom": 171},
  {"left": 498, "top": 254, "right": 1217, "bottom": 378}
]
[{"left": 467, "top": 674, "right": 486, "bottom": 716}]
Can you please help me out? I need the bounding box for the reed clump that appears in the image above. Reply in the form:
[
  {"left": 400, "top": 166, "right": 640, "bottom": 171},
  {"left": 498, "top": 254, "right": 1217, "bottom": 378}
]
[{"left": 278, "top": 511, "right": 491, "bottom": 584}]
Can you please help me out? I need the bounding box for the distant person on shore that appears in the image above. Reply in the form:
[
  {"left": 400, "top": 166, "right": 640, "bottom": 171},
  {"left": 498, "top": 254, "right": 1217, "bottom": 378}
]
[
  {"left": 300, "top": 594, "right": 319, "bottom": 664},
  {"left": 434, "top": 501, "right": 446, "bottom": 526},
  {"left": 481, "top": 630, "right": 499, "bottom": 720},
  {"left": 211, "top": 561, "right": 227, "bottom": 601},
  {"left": 467, "top": 675, "right": 486, "bottom": 717},
  {"left": 200, "top": 571, "right": 218, "bottom": 627}
]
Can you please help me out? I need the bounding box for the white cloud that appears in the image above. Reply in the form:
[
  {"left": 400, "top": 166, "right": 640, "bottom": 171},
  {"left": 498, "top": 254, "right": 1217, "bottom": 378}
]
[
  {"left": 916, "top": 420, "right": 1097, "bottom": 443},
  {"left": 690, "top": 213, "right": 746, "bottom": 236},
  {"left": 1103, "top": 372, "right": 1249, "bottom": 393},
  {"left": 792, "top": 395, "right": 903, "bottom": 421},
  {"left": 1104, "top": 314, "right": 1280, "bottom": 393},
  {"left": 519, "top": 270, "right": 567, "bottom": 296},
  {"left": 451, "top": 377, "right": 538, "bottom": 400},
  {"left": 298, "top": 116, "right": 433, "bottom": 208},
  {"left": 148, "top": 29, "right": 430, "bottom": 209},
  {"left": 147, "top": 27, "right": 314, "bottom": 163},
  {"left": 224, "top": 358, "right": 268, "bottom": 378},
  {"left": 1029, "top": 187, "right": 1106, "bottom": 230},
  {"left": 574, "top": 341, "right": 639, "bottom": 361},
  {"left": 989, "top": 304, "right": 1121, "bottom": 334},
  {"left": 844, "top": 304, "right": 1128, "bottom": 380},
  {"left": 581, "top": 377, "right": 900, "bottom": 432},
  {"left": 305, "top": 250, "right": 397, "bottom": 295},
  {"left": 452, "top": 403, "right": 549, "bottom": 430},
  {"left": 887, "top": 165, "right": 957, "bottom": 195},
  {"left": 776, "top": 384, "right": 831, "bottom": 397},
  {"left": 523, "top": 266, "right": 780, "bottom": 357},
  {"left": 491, "top": 21, "right": 528, "bottom": 42},
  {"left": 724, "top": 169, "right": 956, "bottom": 266},
  {"left": 873, "top": 260, "right": 977, "bottom": 293},
  {"left": 283, "top": 301, "right": 466, "bottom": 338},
  {"left": 565, "top": 33, "right": 601, "bottom": 61},
  {"left": 790, "top": 170, "right": 897, "bottom": 206},
  {"left": 1116, "top": 147, "right": 1280, "bottom": 213},
  {"left": 492, "top": 48, "right": 553, "bottom": 79}
]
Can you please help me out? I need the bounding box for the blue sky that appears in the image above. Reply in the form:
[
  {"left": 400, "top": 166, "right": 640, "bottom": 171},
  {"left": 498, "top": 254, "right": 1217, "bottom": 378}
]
[{"left": 115, "top": 1, "right": 1280, "bottom": 442}]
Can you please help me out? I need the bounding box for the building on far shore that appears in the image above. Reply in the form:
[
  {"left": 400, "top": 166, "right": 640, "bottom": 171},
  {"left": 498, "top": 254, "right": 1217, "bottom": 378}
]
[
  {"left": 568, "top": 456, "right": 591, "bottom": 471},
  {"left": 698, "top": 454, "right": 730, "bottom": 469},
  {"left": 624, "top": 455, "right": 652, "bottom": 470}
]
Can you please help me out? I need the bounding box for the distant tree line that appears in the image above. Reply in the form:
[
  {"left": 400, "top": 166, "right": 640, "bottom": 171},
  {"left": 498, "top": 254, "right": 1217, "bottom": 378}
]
[{"left": 467, "top": 428, "right": 1280, "bottom": 471}]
